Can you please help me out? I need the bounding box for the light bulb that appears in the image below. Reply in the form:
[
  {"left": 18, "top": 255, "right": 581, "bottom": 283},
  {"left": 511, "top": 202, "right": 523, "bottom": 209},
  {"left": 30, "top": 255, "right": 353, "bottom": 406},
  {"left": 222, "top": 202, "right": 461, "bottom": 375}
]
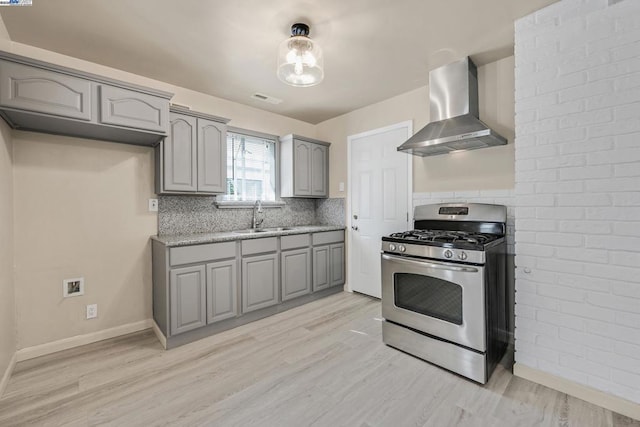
[{"left": 294, "top": 57, "right": 303, "bottom": 75}]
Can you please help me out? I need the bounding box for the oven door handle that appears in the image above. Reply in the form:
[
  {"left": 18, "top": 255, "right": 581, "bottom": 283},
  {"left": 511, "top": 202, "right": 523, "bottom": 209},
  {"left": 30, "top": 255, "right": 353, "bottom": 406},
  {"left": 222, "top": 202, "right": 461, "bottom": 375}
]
[{"left": 381, "top": 253, "right": 479, "bottom": 273}]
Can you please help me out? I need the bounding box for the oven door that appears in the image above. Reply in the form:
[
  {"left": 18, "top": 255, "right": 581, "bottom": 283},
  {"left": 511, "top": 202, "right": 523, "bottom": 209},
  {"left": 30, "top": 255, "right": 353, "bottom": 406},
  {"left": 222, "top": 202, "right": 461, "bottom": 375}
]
[{"left": 381, "top": 253, "right": 486, "bottom": 351}]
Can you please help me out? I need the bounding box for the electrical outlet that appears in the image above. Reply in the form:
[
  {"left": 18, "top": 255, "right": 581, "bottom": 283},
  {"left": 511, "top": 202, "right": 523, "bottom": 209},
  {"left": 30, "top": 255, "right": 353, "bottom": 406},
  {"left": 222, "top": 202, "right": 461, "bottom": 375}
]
[
  {"left": 339, "top": 182, "right": 345, "bottom": 192},
  {"left": 86, "top": 304, "right": 98, "bottom": 319},
  {"left": 148, "top": 198, "right": 158, "bottom": 212}
]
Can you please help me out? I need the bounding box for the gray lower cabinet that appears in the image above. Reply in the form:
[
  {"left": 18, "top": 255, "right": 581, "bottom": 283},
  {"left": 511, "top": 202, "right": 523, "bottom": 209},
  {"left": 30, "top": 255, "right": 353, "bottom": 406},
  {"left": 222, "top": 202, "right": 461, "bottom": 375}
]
[
  {"left": 156, "top": 107, "right": 229, "bottom": 195},
  {"left": 0, "top": 53, "right": 173, "bottom": 146},
  {"left": 312, "top": 230, "right": 346, "bottom": 291},
  {"left": 312, "top": 245, "right": 330, "bottom": 291},
  {"left": 152, "top": 229, "right": 345, "bottom": 347},
  {"left": 206, "top": 259, "right": 237, "bottom": 323},
  {"left": 170, "top": 265, "right": 207, "bottom": 335},
  {"left": 242, "top": 253, "right": 279, "bottom": 313},
  {"left": 330, "top": 243, "right": 345, "bottom": 287},
  {"left": 281, "top": 248, "right": 311, "bottom": 301}
]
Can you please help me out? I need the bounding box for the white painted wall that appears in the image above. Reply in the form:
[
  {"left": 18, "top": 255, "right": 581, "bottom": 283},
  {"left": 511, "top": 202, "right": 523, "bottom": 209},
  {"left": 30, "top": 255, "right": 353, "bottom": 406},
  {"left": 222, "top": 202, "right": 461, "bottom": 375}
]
[
  {"left": 0, "top": 13, "right": 15, "bottom": 394},
  {"left": 0, "top": 117, "right": 15, "bottom": 392},
  {"left": 514, "top": 0, "right": 640, "bottom": 404}
]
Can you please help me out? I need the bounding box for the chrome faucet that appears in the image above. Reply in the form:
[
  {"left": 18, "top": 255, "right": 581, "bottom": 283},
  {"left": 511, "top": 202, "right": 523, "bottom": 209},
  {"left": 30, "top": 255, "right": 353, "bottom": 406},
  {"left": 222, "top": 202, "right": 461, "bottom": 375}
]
[{"left": 252, "top": 200, "right": 264, "bottom": 229}]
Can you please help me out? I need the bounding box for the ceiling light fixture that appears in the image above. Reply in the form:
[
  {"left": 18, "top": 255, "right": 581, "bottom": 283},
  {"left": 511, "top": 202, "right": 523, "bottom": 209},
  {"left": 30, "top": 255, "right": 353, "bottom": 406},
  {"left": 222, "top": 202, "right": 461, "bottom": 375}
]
[{"left": 277, "top": 23, "right": 324, "bottom": 87}]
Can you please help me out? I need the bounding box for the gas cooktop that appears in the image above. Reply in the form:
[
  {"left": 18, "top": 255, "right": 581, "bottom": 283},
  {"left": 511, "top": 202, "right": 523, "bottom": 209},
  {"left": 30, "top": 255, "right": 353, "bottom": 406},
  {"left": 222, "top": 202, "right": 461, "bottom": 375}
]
[{"left": 383, "top": 229, "right": 502, "bottom": 251}]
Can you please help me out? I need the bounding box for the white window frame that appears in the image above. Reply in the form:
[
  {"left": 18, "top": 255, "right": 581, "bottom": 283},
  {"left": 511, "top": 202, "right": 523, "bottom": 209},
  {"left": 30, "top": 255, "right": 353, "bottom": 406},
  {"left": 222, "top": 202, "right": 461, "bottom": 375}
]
[{"left": 215, "top": 126, "right": 285, "bottom": 208}]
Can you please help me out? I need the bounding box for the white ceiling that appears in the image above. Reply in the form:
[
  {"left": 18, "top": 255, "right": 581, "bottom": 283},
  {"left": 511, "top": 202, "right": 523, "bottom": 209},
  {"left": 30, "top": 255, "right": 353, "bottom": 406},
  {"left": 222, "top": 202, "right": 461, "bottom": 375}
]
[{"left": 0, "top": 0, "right": 558, "bottom": 124}]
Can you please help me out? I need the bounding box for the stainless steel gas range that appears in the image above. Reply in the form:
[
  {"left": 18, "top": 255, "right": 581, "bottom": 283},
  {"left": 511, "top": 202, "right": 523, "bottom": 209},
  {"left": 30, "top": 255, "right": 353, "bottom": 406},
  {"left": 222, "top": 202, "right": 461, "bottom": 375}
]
[{"left": 381, "top": 203, "right": 507, "bottom": 384}]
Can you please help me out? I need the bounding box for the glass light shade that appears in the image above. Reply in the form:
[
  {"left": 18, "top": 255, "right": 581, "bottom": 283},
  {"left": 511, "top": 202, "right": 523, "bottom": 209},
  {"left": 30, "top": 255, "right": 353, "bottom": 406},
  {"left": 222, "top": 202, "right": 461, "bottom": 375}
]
[{"left": 277, "top": 35, "right": 324, "bottom": 87}]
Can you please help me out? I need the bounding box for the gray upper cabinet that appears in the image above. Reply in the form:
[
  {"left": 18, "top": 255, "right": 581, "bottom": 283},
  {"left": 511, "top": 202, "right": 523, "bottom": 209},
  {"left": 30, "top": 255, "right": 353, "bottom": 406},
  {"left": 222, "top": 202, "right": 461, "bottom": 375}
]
[
  {"left": 98, "top": 85, "right": 168, "bottom": 133},
  {"left": 156, "top": 108, "right": 229, "bottom": 195},
  {"left": 311, "top": 144, "right": 328, "bottom": 197},
  {"left": 0, "top": 60, "right": 92, "bottom": 121},
  {"left": 280, "top": 134, "right": 330, "bottom": 198},
  {"left": 197, "top": 119, "right": 226, "bottom": 193},
  {"left": 163, "top": 113, "right": 197, "bottom": 192},
  {"left": 170, "top": 265, "right": 207, "bottom": 336},
  {"left": 294, "top": 140, "right": 312, "bottom": 196},
  {"left": 0, "top": 53, "right": 173, "bottom": 146}
]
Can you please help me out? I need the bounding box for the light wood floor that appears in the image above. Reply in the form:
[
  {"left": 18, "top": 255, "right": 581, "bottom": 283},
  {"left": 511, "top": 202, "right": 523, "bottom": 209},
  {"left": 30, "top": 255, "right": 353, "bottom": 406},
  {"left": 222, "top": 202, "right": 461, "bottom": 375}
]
[{"left": 1, "top": 292, "right": 637, "bottom": 426}]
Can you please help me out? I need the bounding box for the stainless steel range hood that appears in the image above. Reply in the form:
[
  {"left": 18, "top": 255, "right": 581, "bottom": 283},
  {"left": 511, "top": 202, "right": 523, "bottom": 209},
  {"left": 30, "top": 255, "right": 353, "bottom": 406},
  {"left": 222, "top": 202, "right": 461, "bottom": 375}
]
[{"left": 397, "top": 57, "right": 507, "bottom": 157}]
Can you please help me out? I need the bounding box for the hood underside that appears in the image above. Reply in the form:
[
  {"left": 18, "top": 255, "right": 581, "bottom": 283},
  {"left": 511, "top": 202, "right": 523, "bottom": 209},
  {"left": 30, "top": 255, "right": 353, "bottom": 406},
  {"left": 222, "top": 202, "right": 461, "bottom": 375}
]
[
  {"left": 398, "top": 113, "right": 507, "bottom": 157},
  {"left": 397, "top": 57, "right": 507, "bottom": 157}
]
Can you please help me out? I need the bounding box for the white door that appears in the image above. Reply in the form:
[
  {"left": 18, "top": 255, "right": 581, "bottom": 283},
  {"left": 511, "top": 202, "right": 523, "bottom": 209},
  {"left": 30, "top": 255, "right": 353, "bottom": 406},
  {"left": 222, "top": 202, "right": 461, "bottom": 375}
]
[{"left": 348, "top": 121, "right": 412, "bottom": 298}]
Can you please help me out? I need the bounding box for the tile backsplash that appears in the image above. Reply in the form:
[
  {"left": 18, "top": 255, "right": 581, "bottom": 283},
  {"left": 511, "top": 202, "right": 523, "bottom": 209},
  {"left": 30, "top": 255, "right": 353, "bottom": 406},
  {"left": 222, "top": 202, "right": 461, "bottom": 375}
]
[{"left": 158, "top": 196, "right": 345, "bottom": 235}]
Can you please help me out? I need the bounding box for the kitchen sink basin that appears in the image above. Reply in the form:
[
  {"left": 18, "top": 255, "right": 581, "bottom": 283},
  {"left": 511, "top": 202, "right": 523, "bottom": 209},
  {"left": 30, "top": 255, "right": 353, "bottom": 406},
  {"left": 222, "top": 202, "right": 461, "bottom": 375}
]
[
  {"left": 232, "top": 227, "right": 296, "bottom": 234},
  {"left": 232, "top": 229, "right": 268, "bottom": 234}
]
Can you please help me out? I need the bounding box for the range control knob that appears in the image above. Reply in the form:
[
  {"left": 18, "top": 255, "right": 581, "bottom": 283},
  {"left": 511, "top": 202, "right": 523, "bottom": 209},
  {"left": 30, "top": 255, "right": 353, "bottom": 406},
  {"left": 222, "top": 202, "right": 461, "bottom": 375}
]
[
  {"left": 458, "top": 251, "right": 468, "bottom": 261},
  {"left": 389, "top": 243, "right": 396, "bottom": 251},
  {"left": 444, "top": 250, "right": 453, "bottom": 259},
  {"left": 398, "top": 245, "right": 406, "bottom": 253}
]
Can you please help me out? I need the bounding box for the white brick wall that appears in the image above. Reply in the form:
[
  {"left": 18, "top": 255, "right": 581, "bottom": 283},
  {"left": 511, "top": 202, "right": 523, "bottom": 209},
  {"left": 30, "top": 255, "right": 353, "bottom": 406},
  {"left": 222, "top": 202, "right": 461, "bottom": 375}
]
[{"left": 515, "top": 0, "right": 640, "bottom": 404}]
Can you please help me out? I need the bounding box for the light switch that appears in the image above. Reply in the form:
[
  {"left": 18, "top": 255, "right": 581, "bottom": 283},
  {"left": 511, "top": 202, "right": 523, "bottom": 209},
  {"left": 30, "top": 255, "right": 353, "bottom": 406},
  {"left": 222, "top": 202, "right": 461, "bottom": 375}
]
[{"left": 339, "top": 182, "right": 345, "bottom": 192}]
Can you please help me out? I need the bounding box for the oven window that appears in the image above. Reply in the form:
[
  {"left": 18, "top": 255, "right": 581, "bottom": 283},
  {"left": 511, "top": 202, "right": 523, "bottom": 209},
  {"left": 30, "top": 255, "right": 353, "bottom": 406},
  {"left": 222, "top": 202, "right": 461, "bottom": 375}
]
[{"left": 394, "top": 273, "right": 463, "bottom": 325}]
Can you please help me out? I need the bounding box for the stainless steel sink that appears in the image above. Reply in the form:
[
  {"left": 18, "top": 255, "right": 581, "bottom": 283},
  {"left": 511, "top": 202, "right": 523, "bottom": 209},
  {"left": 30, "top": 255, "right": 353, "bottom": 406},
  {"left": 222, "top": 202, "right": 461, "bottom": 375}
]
[
  {"left": 232, "top": 227, "right": 296, "bottom": 234},
  {"left": 232, "top": 229, "right": 268, "bottom": 234}
]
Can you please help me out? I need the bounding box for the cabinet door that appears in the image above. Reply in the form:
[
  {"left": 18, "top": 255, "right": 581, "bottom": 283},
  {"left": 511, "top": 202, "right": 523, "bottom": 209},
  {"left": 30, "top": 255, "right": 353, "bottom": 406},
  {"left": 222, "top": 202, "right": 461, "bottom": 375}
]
[
  {"left": 313, "top": 245, "right": 331, "bottom": 291},
  {"left": 99, "top": 85, "right": 168, "bottom": 133},
  {"left": 197, "top": 119, "right": 226, "bottom": 193},
  {"left": 163, "top": 113, "right": 198, "bottom": 192},
  {"left": 281, "top": 248, "right": 311, "bottom": 301},
  {"left": 311, "top": 144, "right": 328, "bottom": 197},
  {"left": 170, "top": 265, "right": 206, "bottom": 335},
  {"left": 330, "top": 243, "right": 345, "bottom": 287},
  {"left": 293, "top": 140, "right": 312, "bottom": 196},
  {"left": 242, "top": 253, "right": 279, "bottom": 313},
  {"left": 0, "top": 60, "right": 92, "bottom": 121},
  {"left": 206, "top": 259, "right": 237, "bottom": 324}
]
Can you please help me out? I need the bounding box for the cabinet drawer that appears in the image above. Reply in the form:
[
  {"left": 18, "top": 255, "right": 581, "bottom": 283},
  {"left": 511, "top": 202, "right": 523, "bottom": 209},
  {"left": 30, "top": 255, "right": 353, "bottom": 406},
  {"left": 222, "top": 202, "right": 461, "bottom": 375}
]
[
  {"left": 242, "top": 237, "right": 278, "bottom": 256},
  {"left": 99, "top": 85, "right": 168, "bottom": 133},
  {"left": 170, "top": 241, "right": 235, "bottom": 266},
  {"left": 0, "top": 60, "right": 92, "bottom": 121},
  {"left": 312, "top": 230, "right": 344, "bottom": 246},
  {"left": 281, "top": 233, "right": 310, "bottom": 250}
]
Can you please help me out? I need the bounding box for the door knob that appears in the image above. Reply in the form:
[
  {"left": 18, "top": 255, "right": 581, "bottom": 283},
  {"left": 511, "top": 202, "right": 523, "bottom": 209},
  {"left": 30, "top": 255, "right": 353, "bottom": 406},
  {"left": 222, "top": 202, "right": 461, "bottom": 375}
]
[{"left": 353, "top": 214, "right": 358, "bottom": 220}]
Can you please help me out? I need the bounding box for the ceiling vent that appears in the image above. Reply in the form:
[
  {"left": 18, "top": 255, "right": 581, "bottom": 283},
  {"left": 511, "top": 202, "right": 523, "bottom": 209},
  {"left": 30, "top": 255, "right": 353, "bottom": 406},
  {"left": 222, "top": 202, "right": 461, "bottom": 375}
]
[{"left": 251, "top": 93, "right": 283, "bottom": 105}]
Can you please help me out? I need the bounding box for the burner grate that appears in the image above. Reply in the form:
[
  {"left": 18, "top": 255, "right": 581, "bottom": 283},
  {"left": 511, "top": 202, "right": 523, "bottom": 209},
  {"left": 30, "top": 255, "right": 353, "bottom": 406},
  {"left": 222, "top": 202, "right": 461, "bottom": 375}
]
[{"left": 389, "top": 229, "right": 497, "bottom": 246}]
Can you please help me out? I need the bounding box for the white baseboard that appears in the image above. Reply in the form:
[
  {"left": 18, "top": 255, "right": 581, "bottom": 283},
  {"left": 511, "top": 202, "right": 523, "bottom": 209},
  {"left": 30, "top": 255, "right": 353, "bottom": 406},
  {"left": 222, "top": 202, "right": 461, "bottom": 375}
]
[
  {"left": 0, "top": 352, "right": 17, "bottom": 398},
  {"left": 514, "top": 363, "right": 640, "bottom": 421},
  {"left": 151, "top": 320, "right": 167, "bottom": 350},
  {"left": 16, "top": 319, "right": 153, "bottom": 362}
]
